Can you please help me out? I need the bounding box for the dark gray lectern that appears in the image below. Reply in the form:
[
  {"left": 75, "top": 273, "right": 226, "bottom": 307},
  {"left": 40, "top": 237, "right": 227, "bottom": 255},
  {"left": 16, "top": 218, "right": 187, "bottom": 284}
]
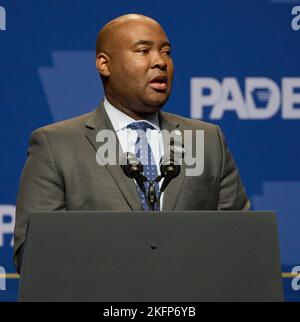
[{"left": 18, "top": 211, "right": 283, "bottom": 302}]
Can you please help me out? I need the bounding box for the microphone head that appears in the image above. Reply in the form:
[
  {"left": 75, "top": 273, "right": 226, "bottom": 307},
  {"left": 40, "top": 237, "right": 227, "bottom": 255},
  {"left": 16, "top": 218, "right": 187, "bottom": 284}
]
[
  {"left": 160, "top": 157, "right": 181, "bottom": 179},
  {"left": 159, "top": 139, "right": 184, "bottom": 179},
  {"left": 121, "top": 152, "right": 143, "bottom": 179}
]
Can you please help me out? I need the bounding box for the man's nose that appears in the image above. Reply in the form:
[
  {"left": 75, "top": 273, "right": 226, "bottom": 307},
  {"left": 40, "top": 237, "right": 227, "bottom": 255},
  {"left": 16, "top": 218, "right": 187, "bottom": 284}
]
[{"left": 151, "top": 52, "right": 167, "bottom": 70}]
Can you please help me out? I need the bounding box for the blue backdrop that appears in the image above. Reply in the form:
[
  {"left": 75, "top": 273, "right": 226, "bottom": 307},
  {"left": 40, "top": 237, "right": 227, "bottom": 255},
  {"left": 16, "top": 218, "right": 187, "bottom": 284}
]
[{"left": 1, "top": 0, "right": 300, "bottom": 301}]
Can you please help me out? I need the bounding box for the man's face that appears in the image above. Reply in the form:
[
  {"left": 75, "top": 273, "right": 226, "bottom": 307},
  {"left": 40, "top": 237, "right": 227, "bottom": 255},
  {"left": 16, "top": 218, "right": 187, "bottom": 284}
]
[{"left": 102, "top": 20, "right": 174, "bottom": 114}]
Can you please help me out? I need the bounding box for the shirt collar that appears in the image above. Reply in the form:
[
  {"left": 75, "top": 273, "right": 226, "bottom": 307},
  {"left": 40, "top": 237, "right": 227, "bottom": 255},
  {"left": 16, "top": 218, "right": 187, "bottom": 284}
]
[{"left": 103, "top": 97, "right": 160, "bottom": 132}]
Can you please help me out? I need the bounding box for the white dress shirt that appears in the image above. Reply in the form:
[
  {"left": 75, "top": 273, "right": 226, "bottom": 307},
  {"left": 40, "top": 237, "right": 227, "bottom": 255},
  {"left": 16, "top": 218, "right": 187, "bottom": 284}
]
[{"left": 103, "top": 97, "right": 164, "bottom": 209}]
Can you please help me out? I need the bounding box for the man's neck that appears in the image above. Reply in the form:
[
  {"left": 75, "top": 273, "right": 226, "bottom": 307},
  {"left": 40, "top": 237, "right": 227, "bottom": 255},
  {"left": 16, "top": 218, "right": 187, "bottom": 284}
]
[{"left": 104, "top": 95, "right": 160, "bottom": 120}]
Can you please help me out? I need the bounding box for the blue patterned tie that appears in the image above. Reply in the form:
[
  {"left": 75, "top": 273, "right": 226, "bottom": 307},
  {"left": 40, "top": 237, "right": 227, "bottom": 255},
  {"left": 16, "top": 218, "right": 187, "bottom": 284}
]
[{"left": 127, "top": 121, "right": 160, "bottom": 211}]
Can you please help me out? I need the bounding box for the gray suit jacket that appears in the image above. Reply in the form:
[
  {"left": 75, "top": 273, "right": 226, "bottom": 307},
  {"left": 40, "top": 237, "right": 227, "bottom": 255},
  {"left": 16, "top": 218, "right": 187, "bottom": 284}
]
[{"left": 14, "top": 102, "right": 250, "bottom": 272}]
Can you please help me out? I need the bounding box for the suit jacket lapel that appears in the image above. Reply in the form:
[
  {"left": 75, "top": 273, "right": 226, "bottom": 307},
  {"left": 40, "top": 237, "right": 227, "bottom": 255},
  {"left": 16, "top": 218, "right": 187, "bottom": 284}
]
[
  {"left": 84, "top": 102, "right": 143, "bottom": 211},
  {"left": 159, "top": 112, "right": 186, "bottom": 211}
]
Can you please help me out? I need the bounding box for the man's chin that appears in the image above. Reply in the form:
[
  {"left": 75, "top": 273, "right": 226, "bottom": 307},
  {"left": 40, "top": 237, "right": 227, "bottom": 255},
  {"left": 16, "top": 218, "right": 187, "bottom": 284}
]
[{"left": 143, "top": 92, "right": 170, "bottom": 109}]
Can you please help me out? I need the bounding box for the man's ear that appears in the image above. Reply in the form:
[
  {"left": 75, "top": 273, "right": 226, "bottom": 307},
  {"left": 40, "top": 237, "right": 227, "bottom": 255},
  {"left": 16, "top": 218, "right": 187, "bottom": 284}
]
[{"left": 96, "top": 53, "right": 110, "bottom": 77}]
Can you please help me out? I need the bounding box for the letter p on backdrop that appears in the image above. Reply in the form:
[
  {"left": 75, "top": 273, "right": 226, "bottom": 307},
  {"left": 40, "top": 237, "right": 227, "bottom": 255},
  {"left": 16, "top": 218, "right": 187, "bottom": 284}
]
[
  {"left": 0, "top": 266, "right": 6, "bottom": 291},
  {"left": 0, "top": 6, "right": 6, "bottom": 31}
]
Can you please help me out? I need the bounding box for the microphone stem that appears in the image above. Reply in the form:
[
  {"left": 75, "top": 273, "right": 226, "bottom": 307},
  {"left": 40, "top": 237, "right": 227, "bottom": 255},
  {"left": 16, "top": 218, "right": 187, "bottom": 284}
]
[
  {"left": 148, "top": 181, "right": 157, "bottom": 211},
  {"left": 136, "top": 178, "right": 152, "bottom": 210}
]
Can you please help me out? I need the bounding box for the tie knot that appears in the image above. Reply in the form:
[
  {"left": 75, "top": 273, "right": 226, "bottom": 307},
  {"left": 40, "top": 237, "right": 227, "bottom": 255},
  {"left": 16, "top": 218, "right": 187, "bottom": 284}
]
[{"left": 127, "top": 121, "right": 155, "bottom": 132}]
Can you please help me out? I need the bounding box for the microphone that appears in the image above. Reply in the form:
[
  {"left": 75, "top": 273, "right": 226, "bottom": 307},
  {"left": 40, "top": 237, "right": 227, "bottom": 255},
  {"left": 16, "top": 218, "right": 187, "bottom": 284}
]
[
  {"left": 158, "top": 138, "right": 183, "bottom": 193},
  {"left": 159, "top": 156, "right": 181, "bottom": 193},
  {"left": 120, "top": 152, "right": 151, "bottom": 209},
  {"left": 121, "top": 152, "right": 148, "bottom": 187},
  {"left": 121, "top": 152, "right": 143, "bottom": 179}
]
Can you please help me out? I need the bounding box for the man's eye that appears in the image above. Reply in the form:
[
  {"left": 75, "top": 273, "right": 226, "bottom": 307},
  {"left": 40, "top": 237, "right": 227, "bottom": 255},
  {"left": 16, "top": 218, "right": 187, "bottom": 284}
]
[
  {"left": 138, "top": 48, "right": 149, "bottom": 54},
  {"left": 162, "top": 49, "right": 172, "bottom": 56}
]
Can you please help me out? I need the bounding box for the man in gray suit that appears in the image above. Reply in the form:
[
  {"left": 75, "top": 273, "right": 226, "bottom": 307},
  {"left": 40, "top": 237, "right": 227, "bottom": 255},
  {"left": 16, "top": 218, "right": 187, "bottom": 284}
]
[{"left": 14, "top": 14, "right": 250, "bottom": 273}]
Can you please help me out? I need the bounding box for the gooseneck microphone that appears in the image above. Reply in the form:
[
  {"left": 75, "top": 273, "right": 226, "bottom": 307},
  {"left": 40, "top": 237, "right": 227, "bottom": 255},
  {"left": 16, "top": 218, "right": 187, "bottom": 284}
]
[
  {"left": 121, "top": 137, "right": 183, "bottom": 211},
  {"left": 155, "top": 138, "right": 183, "bottom": 207},
  {"left": 159, "top": 156, "right": 181, "bottom": 193},
  {"left": 120, "top": 152, "right": 152, "bottom": 209}
]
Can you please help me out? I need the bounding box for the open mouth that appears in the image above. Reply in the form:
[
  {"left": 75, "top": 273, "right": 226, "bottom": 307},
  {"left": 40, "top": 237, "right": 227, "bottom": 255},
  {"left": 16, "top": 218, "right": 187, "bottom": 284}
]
[{"left": 149, "top": 75, "right": 168, "bottom": 91}]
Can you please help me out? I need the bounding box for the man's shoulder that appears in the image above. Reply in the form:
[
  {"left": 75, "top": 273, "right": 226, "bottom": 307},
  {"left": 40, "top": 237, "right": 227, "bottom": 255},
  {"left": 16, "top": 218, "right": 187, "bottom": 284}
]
[
  {"left": 31, "top": 110, "right": 95, "bottom": 138},
  {"left": 161, "top": 111, "right": 219, "bottom": 132}
]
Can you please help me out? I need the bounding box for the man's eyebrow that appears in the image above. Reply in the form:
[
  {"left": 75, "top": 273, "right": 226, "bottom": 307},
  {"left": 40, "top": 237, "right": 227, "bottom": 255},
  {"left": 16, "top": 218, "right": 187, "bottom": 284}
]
[
  {"left": 133, "top": 40, "right": 172, "bottom": 47},
  {"left": 161, "top": 41, "right": 171, "bottom": 48}
]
